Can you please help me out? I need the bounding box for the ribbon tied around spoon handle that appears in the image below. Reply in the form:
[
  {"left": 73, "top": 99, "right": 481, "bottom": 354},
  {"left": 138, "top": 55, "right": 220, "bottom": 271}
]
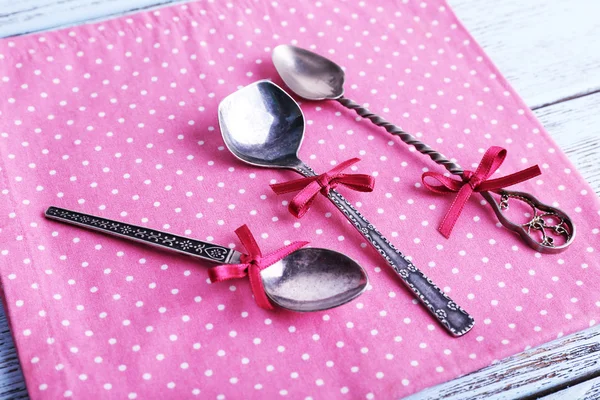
[
  {"left": 336, "top": 97, "right": 575, "bottom": 254},
  {"left": 209, "top": 225, "right": 309, "bottom": 309},
  {"left": 421, "top": 146, "right": 574, "bottom": 252},
  {"left": 287, "top": 163, "right": 474, "bottom": 337},
  {"left": 422, "top": 146, "right": 541, "bottom": 237},
  {"left": 270, "top": 157, "right": 375, "bottom": 218}
]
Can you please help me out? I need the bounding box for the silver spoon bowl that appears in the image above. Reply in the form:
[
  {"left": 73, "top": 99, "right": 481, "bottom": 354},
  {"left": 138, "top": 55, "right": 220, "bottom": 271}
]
[
  {"left": 272, "top": 45, "right": 345, "bottom": 101},
  {"left": 272, "top": 44, "right": 574, "bottom": 254},
  {"left": 44, "top": 206, "right": 368, "bottom": 312},
  {"left": 261, "top": 247, "right": 367, "bottom": 311}
]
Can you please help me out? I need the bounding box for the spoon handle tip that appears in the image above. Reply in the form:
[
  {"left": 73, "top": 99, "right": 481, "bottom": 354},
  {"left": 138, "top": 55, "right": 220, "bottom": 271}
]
[{"left": 481, "top": 190, "right": 575, "bottom": 254}]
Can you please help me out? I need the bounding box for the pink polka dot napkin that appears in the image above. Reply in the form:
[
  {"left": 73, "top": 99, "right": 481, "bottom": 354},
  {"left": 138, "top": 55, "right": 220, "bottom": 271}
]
[{"left": 1, "top": 1, "right": 599, "bottom": 398}]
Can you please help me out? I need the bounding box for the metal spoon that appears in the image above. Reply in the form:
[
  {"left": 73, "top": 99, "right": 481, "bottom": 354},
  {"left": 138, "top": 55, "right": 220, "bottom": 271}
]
[
  {"left": 272, "top": 44, "right": 575, "bottom": 254},
  {"left": 218, "top": 80, "right": 474, "bottom": 337},
  {"left": 44, "top": 206, "right": 368, "bottom": 312}
]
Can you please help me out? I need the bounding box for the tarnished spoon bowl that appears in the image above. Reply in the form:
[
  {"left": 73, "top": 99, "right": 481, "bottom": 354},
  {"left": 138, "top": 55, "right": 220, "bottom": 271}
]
[
  {"left": 272, "top": 44, "right": 344, "bottom": 101},
  {"left": 262, "top": 248, "right": 368, "bottom": 312},
  {"left": 219, "top": 79, "right": 305, "bottom": 169}
]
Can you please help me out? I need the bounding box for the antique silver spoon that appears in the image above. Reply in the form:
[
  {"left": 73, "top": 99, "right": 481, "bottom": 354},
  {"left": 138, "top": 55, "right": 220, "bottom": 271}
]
[
  {"left": 218, "top": 80, "right": 474, "bottom": 336},
  {"left": 44, "top": 206, "right": 368, "bottom": 312},
  {"left": 272, "top": 44, "right": 575, "bottom": 254}
]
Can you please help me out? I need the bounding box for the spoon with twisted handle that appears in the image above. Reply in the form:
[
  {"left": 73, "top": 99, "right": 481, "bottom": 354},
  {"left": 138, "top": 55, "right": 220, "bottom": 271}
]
[
  {"left": 44, "top": 206, "right": 369, "bottom": 312},
  {"left": 218, "top": 80, "right": 474, "bottom": 337},
  {"left": 272, "top": 44, "right": 575, "bottom": 254}
]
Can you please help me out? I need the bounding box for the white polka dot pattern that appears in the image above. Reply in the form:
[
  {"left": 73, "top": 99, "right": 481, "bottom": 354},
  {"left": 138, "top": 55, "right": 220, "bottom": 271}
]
[{"left": 0, "top": 1, "right": 599, "bottom": 399}]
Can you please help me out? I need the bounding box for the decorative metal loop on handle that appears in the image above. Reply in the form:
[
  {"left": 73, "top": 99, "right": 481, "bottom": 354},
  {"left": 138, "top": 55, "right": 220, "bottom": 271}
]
[{"left": 480, "top": 190, "right": 575, "bottom": 254}]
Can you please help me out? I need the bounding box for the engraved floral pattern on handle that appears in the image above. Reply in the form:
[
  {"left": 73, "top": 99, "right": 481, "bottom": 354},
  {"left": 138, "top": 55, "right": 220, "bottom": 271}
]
[
  {"left": 45, "top": 207, "right": 234, "bottom": 263},
  {"left": 293, "top": 165, "right": 474, "bottom": 337}
]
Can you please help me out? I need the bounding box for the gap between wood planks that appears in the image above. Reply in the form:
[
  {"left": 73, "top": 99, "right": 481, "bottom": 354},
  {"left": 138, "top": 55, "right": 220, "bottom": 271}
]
[{"left": 532, "top": 88, "right": 600, "bottom": 111}]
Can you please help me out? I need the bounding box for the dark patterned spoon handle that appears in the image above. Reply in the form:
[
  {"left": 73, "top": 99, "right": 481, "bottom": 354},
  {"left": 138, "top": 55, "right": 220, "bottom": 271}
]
[
  {"left": 293, "top": 165, "right": 474, "bottom": 337},
  {"left": 336, "top": 97, "right": 575, "bottom": 254},
  {"left": 44, "top": 207, "right": 241, "bottom": 264}
]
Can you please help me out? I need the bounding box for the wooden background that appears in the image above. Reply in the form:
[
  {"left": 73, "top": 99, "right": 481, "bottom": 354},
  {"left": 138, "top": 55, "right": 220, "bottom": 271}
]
[{"left": 0, "top": 0, "right": 599, "bottom": 398}]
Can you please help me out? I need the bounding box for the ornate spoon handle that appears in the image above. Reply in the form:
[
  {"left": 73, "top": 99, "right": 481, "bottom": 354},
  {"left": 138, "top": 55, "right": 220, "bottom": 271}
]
[
  {"left": 44, "top": 207, "right": 241, "bottom": 264},
  {"left": 336, "top": 97, "right": 575, "bottom": 254},
  {"left": 337, "top": 96, "right": 463, "bottom": 175},
  {"left": 293, "top": 165, "right": 474, "bottom": 337}
]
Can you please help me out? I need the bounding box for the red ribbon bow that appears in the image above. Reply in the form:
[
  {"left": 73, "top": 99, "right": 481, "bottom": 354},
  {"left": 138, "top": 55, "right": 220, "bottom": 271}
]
[
  {"left": 270, "top": 158, "right": 375, "bottom": 218},
  {"left": 422, "top": 146, "right": 541, "bottom": 238},
  {"left": 208, "top": 225, "right": 308, "bottom": 310}
]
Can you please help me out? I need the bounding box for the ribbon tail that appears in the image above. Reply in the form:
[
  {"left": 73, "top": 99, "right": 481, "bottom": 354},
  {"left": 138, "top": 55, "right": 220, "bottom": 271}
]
[
  {"left": 235, "top": 224, "right": 262, "bottom": 258},
  {"left": 335, "top": 174, "right": 376, "bottom": 192},
  {"left": 288, "top": 181, "right": 322, "bottom": 218},
  {"left": 438, "top": 185, "right": 475, "bottom": 238},
  {"left": 270, "top": 176, "right": 318, "bottom": 194},
  {"left": 247, "top": 265, "right": 274, "bottom": 310},
  {"left": 477, "top": 165, "right": 542, "bottom": 192},
  {"left": 208, "top": 264, "right": 248, "bottom": 283}
]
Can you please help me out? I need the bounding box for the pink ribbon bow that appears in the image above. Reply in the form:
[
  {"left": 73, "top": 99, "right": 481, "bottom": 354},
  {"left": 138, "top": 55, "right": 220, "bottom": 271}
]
[
  {"left": 270, "top": 158, "right": 375, "bottom": 218},
  {"left": 422, "top": 146, "right": 541, "bottom": 238},
  {"left": 208, "top": 225, "right": 308, "bottom": 310}
]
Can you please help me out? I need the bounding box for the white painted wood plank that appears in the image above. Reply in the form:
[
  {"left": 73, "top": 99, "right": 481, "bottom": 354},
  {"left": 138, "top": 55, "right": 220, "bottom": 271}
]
[
  {"left": 407, "top": 324, "right": 600, "bottom": 400},
  {"left": 0, "top": 302, "right": 27, "bottom": 399},
  {"left": 0, "top": 0, "right": 188, "bottom": 38},
  {"left": 540, "top": 375, "right": 600, "bottom": 400},
  {"left": 448, "top": 0, "right": 600, "bottom": 109},
  {"left": 535, "top": 93, "right": 600, "bottom": 195}
]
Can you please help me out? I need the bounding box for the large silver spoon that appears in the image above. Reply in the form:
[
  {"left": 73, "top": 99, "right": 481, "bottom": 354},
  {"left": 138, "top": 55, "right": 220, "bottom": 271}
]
[
  {"left": 272, "top": 44, "right": 575, "bottom": 254},
  {"left": 218, "top": 80, "right": 474, "bottom": 337},
  {"left": 44, "top": 206, "right": 368, "bottom": 312}
]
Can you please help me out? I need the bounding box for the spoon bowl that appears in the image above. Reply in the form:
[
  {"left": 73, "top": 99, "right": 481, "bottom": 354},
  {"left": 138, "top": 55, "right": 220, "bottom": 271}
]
[
  {"left": 272, "top": 44, "right": 345, "bottom": 101},
  {"left": 262, "top": 248, "right": 368, "bottom": 312},
  {"left": 219, "top": 80, "right": 304, "bottom": 169}
]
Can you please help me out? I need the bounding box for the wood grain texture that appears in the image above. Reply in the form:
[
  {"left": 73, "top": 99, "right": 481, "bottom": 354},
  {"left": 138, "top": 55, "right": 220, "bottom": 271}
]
[
  {"left": 0, "top": 305, "right": 27, "bottom": 399},
  {"left": 535, "top": 92, "right": 600, "bottom": 195},
  {"left": 0, "top": 0, "right": 188, "bottom": 38},
  {"left": 0, "top": 0, "right": 599, "bottom": 399},
  {"left": 407, "top": 325, "right": 600, "bottom": 400},
  {"left": 449, "top": 0, "right": 600, "bottom": 109},
  {"left": 541, "top": 375, "right": 600, "bottom": 400}
]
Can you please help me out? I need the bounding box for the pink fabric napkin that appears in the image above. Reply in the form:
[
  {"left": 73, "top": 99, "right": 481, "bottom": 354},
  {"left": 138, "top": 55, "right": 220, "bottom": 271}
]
[{"left": 0, "top": 1, "right": 599, "bottom": 398}]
